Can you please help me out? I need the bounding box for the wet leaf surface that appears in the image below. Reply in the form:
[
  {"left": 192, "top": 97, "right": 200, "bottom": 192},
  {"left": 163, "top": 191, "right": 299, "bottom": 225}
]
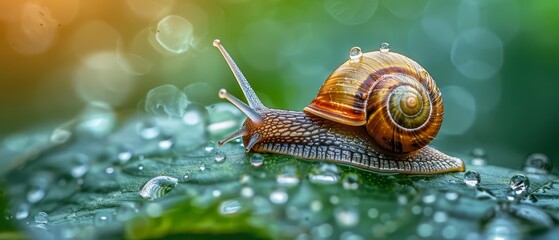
[{"left": 2, "top": 114, "right": 558, "bottom": 239}]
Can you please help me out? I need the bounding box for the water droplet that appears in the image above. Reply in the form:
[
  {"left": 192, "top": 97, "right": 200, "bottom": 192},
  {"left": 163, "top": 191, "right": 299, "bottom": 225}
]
[
  {"left": 471, "top": 148, "right": 487, "bottom": 158},
  {"left": 442, "top": 225, "right": 458, "bottom": 239},
  {"left": 27, "top": 174, "right": 50, "bottom": 203},
  {"left": 444, "top": 192, "right": 460, "bottom": 203},
  {"left": 342, "top": 173, "right": 359, "bottom": 190},
  {"left": 15, "top": 204, "right": 30, "bottom": 220},
  {"left": 71, "top": 153, "right": 90, "bottom": 178},
  {"left": 367, "top": 208, "right": 379, "bottom": 219},
  {"left": 411, "top": 205, "right": 422, "bottom": 215},
  {"left": 241, "top": 187, "right": 254, "bottom": 198},
  {"left": 315, "top": 223, "right": 333, "bottom": 238},
  {"left": 523, "top": 153, "right": 552, "bottom": 174},
  {"left": 105, "top": 167, "right": 115, "bottom": 174},
  {"left": 206, "top": 103, "right": 244, "bottom": 139},
  {"left": 219, "top": 200, "right": 242, "bottom": 215},
  {"left": 335, "top": 208, "right": 359, "bottom": 227},
  {"left": 157, "top": 134, "right": 174, "bottom": 150},
  {"left": 155, "top": 15, "right": 193, "bottom": 54},
  {"left": 94, "top": 211, "right": 113, "bottom": 227},
  {"left": 422, "top": 193, "right": 437, "bottom": 204},
  {"left": 509, "top": 204, "right": 554, "bottom": 228},
  {"left": 214, "top": 151, "right": 226, "bottom": 162},
  {"left": 212, "top": 189, "right": 221, "bottom": 198},
  {"left": 309, "top": 163, "right": 340, "bottom": 184},
  {"left": 379, "top": 42, "right": 390, "bottom": 53},
  {"left": 340, "top": 231, "right": 363, "bottom": 240},
  {"left": 116, "top": 146, "right": 133, "bottom": 164},
  {"left": 276, "top": 173, "right": 300, "bottom": 186},
  {"left": 145, "top": 203, "right": 163, "bottom": 217},
  {"left": 417, "top": 223, "right": 433, "bottom": 237},
  {"left": 136, "top": 119, "right": 160, "bottom": 139},
  {"left": 250, "top": 153, "right": 264, "bottom": 167},
  {"left": 139, "top": 176, "right": 178, "bottom": 201},
  {"left": 269, "top": 189, "right": 288, "bottom": 204},
  {"left": 349, "top": 47, "right": 362, "bottom": 63},
  {"left": 330, "top": 195, "right": 340, "bottom": 205},
  {"left": 34, "top": 212, "right": 48, "bottom": 224},
  {"left": 138, "top": 164, "right": 144, "bottom": 171},
  {"left": 310, "top": 201, "right": 323, "bottom": 212},
  {"left": 463, "top": 170, "right": 480, "bottom": 187},
  {"left": 75, "top": 101, "right": 116, "bottom": 137},
  {"left": 50, "top": 127, "right": 72, "bottom": 144},
  {"left": 509, "top": 174, "right": 530, "bottom": 195},
  {"left": 204, "top": 141, "right": 215, "bottom": 152},
  {"left": 433, "top": 211, "right": 448, "bottom": 223},
  {"left": 484, "top": 217, "right": 518, "bottom": 240},
  {"left": 470, "top": 158, "right": 487, "bottom": 166},
  {"left": 182, "top": 106, "right": 204, "bottom": 125},
  {"left": 65, "top": 213, "right": 77, "bottom": 220},
  {"left": 199, "top": 164, "right": 206, "bottom": 171},
  {"left": 145, "top": 84, "right": 188, "bottom": 118}
]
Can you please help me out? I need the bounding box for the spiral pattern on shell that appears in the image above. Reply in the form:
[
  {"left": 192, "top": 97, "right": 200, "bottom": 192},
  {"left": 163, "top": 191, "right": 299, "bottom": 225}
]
[{"left": 304, "top": 50, "right": 443, "bottom": 154}]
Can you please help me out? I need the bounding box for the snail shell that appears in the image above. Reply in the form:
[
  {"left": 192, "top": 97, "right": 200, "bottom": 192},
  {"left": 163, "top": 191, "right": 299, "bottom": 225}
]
[{"left": 304, "top": 51, "right": 443, "bottom": 154}]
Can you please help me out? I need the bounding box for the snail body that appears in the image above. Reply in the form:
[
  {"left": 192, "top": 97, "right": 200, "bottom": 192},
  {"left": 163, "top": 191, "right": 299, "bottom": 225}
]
[{"left": 213, "top": 39, "right": 464, "bottom": 174}]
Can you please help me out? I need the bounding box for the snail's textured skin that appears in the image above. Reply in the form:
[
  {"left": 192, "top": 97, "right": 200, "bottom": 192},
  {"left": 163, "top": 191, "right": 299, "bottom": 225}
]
[{"left": 243, "top": 109, "right": 464, "bottom": 174}]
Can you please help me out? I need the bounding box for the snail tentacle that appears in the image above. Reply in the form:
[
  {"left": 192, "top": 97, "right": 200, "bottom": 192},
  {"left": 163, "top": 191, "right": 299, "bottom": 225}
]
[
  {"left": 217, "top": 126, "right": 248, "bottom": 146},
  {"left": 218, "top": 88, "right": 264, "bottom": 127},
  {"left": 213, "top": 39, "right": 265, "bottom": 110}
]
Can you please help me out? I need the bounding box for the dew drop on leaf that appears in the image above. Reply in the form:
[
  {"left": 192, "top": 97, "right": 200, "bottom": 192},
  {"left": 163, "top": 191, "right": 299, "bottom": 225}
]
[
  {"left": 509, "top": 174, "right": 530, "bottom": 195},
  {"left": 15, "top": 203, "right": 30, "bottom": 220},
  {"left": 71, "top": 153, "right": 90, "bottom": 178},
  {"left": 34, "top": 212, "right": 48, "bottom": 224},
  {"left": 523, "top": 153, "right": 552, "bottom": 174},
  {"left": 219, "top": 200, "right": 242, "bottom": 215},
  {"left": 135, "top": 119, "right": 160, "bottom": 140},
  {"left": 214, "top": 150, "right": 225, "bottom": 162},
  {"left": 250, "top": 153, "right": 264, "bottom": 168},
  {"left": 463, "top": 170, "right": 480, "bottom": 187},
  {"left": 269, "top": 189, "right": 288, "bottom": 204},
  {"left": 342, "top": 173, "right": 359, "bottom": 190},
  {"left": 138, "top": 176, "right": 178, "bottom": 201}
]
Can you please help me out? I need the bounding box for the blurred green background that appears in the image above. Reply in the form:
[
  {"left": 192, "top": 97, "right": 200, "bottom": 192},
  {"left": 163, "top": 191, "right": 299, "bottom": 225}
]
[{"left": 1, "top": 0, "right": 558, "bottom": 169}]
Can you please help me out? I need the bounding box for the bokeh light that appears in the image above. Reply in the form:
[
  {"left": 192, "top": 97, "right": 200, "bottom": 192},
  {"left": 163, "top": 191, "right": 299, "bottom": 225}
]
[{"left": 155, "top": 15, "right": 194, "bottom": 54}]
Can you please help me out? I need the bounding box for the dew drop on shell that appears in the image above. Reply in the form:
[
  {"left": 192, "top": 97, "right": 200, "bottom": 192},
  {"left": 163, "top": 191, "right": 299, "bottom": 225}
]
[
  {"left": 379, "top": 42, "right": 390, "bottom": 53},
  {"left": 349, "top": 47, "right": 363, "bottom": 63}
]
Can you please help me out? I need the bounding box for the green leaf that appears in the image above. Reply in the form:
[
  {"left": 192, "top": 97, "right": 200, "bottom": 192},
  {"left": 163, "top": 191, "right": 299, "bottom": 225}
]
[{"left": 2, "top": 113, "right": 558, "bottom": 239}]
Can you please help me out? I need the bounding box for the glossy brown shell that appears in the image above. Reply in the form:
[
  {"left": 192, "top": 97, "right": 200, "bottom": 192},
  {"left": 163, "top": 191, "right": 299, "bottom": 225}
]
[{"left": 304, "top": 51, "right": 443, "bottom": 153}]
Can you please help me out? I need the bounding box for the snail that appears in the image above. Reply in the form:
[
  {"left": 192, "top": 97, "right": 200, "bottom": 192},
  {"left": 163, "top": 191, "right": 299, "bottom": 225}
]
[{"left": 213, "top": 39, "right": 464, "bottom": 175}]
